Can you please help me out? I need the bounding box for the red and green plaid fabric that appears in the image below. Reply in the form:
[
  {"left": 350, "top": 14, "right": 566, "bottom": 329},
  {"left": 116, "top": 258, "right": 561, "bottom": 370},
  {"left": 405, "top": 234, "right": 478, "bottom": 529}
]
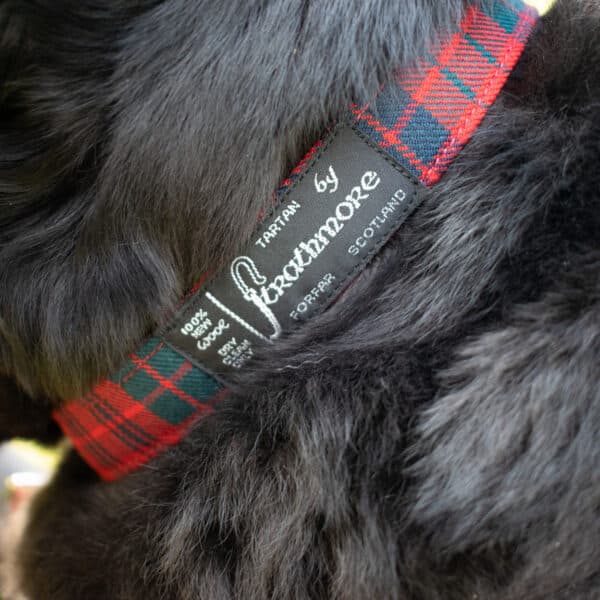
[
  {"left": 352, "top": 0, "right": 538, "bottom": 185},
  {"left": 55, "top": 0, "right": 540, "bottom": 481}
]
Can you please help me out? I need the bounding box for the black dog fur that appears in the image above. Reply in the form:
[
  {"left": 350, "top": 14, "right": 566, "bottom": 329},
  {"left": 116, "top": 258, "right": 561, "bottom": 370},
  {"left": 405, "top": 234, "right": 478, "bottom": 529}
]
[{"left": 0, "top": 0, "right": 599, "bottom": 598}]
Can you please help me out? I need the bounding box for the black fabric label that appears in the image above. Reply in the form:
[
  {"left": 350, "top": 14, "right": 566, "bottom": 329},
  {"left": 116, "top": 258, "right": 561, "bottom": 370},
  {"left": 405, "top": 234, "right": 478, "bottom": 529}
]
[{"left": 163, "top": 124, "right": 422, "bottom": 380}]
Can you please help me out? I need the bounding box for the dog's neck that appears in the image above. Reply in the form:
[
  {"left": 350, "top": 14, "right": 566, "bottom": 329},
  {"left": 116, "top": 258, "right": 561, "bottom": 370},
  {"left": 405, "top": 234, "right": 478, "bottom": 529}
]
[{"left": 54, "top": 0, "right": 544, "bottom": 481}]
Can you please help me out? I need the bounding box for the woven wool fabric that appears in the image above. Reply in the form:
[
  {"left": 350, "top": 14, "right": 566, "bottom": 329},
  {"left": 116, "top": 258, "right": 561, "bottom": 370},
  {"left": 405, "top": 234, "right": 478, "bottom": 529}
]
[
  {"left": 55, "top": 0, "right": 539, "bottom": 481},
  {"left": 352, "top": 0, "right": 537, "bottom": 185}
]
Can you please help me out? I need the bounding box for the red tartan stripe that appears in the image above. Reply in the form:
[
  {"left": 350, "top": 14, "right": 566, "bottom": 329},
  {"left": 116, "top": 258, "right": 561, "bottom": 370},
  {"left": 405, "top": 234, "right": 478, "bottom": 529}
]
[
  {"left": 100, "top": 388, "right": 229, "bottom": 481},
  {"left": 55, "top": 339, "right": 223, "bottom": 480},
  {"left": 54, "top": 402, "right": 120, "bottom": 470},
  {"left": 128, "top": 355, "right": 214, "bottom": 412},
  {"left": 72, "top": 405, "right": 208, "bottom": 480},
  {"left": 351, "top": 1, "right": 537, "bottom": 185},
  {"left": 62, "top": 364, "right": 192, "bottom": 447},
  {"left": 58, "top": 383, "right": 228, "bottom": 480},
  {"left": 422, "top": 5, "right": 535, "bottom": 184}
]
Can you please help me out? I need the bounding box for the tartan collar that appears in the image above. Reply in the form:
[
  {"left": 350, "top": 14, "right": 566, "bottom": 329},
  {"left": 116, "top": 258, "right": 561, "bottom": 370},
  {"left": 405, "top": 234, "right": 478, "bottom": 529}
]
[{"left": 55, "top": 0, "right": 543, "bottom": 481}]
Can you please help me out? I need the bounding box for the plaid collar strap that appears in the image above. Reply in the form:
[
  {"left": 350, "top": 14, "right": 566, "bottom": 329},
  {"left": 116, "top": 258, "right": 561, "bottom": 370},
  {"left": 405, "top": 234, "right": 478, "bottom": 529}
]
[{"left": 55, "top": 0, "right": 545, "bottom": 481}]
